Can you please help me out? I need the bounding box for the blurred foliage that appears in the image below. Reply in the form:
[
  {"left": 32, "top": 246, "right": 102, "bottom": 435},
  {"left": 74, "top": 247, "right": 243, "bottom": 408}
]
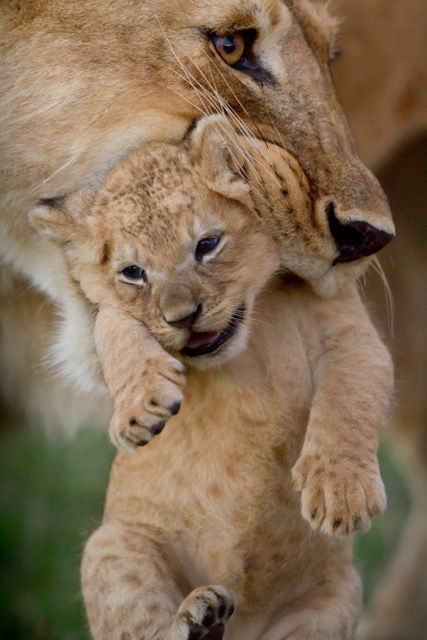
[
  {"left": 355, "top": 442, "right": 411, "bottom": 603},
  {"left": 0, "top": 428, "right": 114, "bottom": 640},
  {"left": 0, "top": 427, "right": 410, "bottom": 639}
]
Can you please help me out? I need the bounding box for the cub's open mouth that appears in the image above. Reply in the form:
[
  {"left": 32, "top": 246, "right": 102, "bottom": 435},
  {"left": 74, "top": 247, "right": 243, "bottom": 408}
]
[{"left": 181, "top": 305, "right": 246, "bottom": 358}]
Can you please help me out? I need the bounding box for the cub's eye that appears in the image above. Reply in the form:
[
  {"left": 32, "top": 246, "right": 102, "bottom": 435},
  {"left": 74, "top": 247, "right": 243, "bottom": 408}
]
[
  {"left": 211, "top": 33, "right": 245, "bottom": 66},
  {"left": 195, "top": 236, "right": 221, "bottom": 261},
  {"left": 121, "top": 265, "right": 146, "bottom": 281}
]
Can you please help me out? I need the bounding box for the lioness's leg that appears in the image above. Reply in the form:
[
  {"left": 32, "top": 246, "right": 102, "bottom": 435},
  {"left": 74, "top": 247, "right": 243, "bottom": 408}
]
[
  {"left": 259, "top": 566, "right": 361, "bottom": 640},
  {"left": 82, "top": 524, "right": 235, "bottom": 640}
]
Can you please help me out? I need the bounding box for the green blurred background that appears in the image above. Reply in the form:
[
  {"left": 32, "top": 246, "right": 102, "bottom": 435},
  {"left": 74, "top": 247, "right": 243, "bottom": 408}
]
[{"left": 0, "top": 427, "right": 410, "bottom": 640}]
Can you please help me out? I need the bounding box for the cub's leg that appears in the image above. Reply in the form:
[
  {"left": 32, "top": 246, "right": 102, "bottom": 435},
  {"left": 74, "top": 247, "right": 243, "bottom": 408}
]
[
  {"left": 292, "top": 287, "right": 393, "bottom": 536},
  {"left": 82, "top": 523, "right": 181, "bottom": 639},
  {"left": 259, "top": 565, "right": 361, "bottom": 640},
  {"left": 94, "top": 305, "right": 186, "bottom": 452},
  {"left": 82, "top": 524, "right": 235, "bottom": 640}
]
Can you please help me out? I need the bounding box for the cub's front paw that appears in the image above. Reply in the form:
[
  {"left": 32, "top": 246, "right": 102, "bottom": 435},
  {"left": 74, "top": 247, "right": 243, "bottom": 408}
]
[
  {"left": 292, "top": 449, "right": 386, "bottom": 536},
  {"left": 168, "top": 586, "right": 235, "bottom": 640},
  {"left": 109, "top": 354, "right": 186, "bottom": 452}
]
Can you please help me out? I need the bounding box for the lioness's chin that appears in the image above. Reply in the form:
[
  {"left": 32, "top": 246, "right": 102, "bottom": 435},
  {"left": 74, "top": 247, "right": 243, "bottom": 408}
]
[{"left": 310, "top": 258, "right": 371, "bottom": 298}]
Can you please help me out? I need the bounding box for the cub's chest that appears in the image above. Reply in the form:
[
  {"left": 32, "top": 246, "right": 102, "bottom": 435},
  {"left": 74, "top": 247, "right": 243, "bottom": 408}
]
[
  {"left": 108, "top": 290, "right": 316, "bottom": 515},
  {"left": 108, "top": 321, "right": 313, "bottom": 527}
]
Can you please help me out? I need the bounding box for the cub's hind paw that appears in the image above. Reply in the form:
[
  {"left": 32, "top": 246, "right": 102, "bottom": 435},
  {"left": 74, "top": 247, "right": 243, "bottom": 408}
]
[
  {"left": 109, "top": 354, "right": 185, "bottom": 452},
  {"left": 168, "top": 586, "right": 235, "bottom": 640},
  {"left": 292, "top": 449, "right": 386, "bottom": 536}
]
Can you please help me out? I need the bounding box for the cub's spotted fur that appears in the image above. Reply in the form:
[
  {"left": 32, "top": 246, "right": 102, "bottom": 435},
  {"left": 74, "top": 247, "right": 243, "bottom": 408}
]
[{"left": 32, "top": 116, "right": 393, "bottom": 639}]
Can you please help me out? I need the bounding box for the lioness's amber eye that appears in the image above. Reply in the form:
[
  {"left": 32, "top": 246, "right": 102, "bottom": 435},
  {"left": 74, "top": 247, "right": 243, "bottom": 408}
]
[
  {"left": 211, "top": 33, "right": 245, "bottom": 66},
  {"left": 121, "top": 265, "right": 146, "bottom": 281}
]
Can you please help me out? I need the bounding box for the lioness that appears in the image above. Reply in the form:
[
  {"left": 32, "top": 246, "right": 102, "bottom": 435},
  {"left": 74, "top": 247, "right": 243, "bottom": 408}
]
[
  {"left": 31, "top": 116, "right": 393, "bottom": 639},
  {"left": 0, "top": 0, "right": 395, "bottom": 429}
]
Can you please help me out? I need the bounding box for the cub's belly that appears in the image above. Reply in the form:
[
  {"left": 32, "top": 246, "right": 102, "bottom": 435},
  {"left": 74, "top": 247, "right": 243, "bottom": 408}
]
[
  {"left": 106, "top": 416, "right": 350, "bottom": 613},
  {"left": 104, "top": 303, "right": 348, "bottom": 610}
]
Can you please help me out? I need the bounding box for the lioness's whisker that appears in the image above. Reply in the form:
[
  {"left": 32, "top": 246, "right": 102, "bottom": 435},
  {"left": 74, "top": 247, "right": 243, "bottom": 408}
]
[
  {"left": 158, "top": 19, "right": 218, "bottom": 118},
  {"left": 159, "top": 28, "right": 280, "bottom": 188},
  {"left": 220, "top": 138, "right": 273, "bottom": 209},
  {"left": 202, "top": 52, "right": 279, "bottom": 158},
  {"left": 188, "top": 65, "right": 280, "bottom": 185},
  {"left": 22, "top": 153, "right": 81, "bottom": 201},
  {"left": 218, "top": 106, "right": 282, "bottom": 187},
  {"left": 165, "top": 66, "right": 216, "bottom": 116},
  {"left": 150, "top": 79, "right": 209, "bottom": 117},
  {"left": 208, "top": 97, "right": 282, "bottom": 187},
  {"left": 367, "top": 256, "right": 394, "bottom": 338},
  {"left": 163, "top": 72, "right": 272, "bottom": 202},
  {"left": 191, "top": 68, "right": 279, "bottom": 182}
]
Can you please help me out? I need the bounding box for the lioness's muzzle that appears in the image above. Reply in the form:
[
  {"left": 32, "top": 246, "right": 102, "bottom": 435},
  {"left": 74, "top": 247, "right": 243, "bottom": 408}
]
[{"left": 327, "top": 203, "right": 394, "bottom": 265}]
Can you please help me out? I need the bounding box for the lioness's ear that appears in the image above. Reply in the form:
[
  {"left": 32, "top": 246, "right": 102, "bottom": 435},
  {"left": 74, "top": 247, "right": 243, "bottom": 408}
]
[{"left": 189, "top": 115, "right": 254, "bottom": 210}]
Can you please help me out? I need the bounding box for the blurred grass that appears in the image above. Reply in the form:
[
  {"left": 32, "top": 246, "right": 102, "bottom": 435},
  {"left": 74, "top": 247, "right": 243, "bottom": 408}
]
[
  {"left": 0, "top": 428, "right": 114, "bottom": 640},
  {"left": 355, "top": 442, "right": 411, "bottom": 603},
  {"left": 0, "top": 427, "right": 410, "bottom": 639}
]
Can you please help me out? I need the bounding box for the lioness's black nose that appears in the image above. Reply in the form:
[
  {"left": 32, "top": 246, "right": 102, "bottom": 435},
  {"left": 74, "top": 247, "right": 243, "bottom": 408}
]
[
  {"left": 165, "top": 303, "right": 202, "bottom": 329},
  {"left": 327, "top": 203, "right": 394, "bottom": 265}
]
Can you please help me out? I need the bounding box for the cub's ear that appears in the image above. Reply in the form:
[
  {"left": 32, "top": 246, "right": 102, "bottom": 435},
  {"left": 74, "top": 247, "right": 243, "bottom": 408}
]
[
  {"left": 188, "top": 115, "right": 254, "bottom": 210},
  {"left": 29, "top": 190, "right": 96, "bottom": 242},
  {"left": 29, "top": 189, "right": 105, "bottom": 262}
]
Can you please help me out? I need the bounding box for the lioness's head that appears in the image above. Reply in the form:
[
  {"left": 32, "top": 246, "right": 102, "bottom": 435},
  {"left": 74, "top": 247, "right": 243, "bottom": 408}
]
[
  {"left": 16, "top": 0, "right": 394, "bottom": 270},
  {"left": 132, "top": 0, "right": 395, "bottom": 260}
]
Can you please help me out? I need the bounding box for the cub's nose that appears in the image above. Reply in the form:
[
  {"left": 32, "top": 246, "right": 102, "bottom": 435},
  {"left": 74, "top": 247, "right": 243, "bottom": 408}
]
[
  {"left": 327, "top": 203, "right": 394, "bottom": 265},
  {"left": 164, "top": 303, "right": 203, "bottom": 329}
]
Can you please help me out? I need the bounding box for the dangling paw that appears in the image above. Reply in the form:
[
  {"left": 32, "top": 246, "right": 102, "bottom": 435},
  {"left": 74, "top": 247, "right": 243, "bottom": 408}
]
[
  {"left": 168, "top": 585, "right": 235, "bottom": 640},
  {"left": 109, "top": 353, "right": 186, "bottom": 452},
  {"left": 292, "top": 448, "right": 386, "bottom": 536}
]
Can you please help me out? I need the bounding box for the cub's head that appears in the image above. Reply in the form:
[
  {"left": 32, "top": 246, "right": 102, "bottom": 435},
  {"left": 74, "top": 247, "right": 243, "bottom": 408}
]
[{"left": 30, "top": 117, "right": 281, "bottom": 367}]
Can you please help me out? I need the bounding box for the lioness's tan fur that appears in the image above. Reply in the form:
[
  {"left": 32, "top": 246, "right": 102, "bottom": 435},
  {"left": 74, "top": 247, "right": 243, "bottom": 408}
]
[{"left": 0, "top": 0, "right": 394, "bottom": 430}]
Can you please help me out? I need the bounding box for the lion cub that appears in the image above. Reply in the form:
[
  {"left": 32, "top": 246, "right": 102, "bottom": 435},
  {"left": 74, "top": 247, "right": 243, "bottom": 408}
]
[{"left": 31, "top": 116, "right": 393, "bottom": 640}]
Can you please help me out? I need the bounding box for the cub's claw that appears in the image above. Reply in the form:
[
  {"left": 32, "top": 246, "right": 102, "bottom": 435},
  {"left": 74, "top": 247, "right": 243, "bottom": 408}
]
[
  {"left": 167, "top": 585, "right": 235, "bottom": 640},
  {"left": 109, "top": 354, "right": 186, "bottom": 452},
  {"left": 292, "top": 449, "right": 386, "bottom": 536}
]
